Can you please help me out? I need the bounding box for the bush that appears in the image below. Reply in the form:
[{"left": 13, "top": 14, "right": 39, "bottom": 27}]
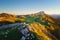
[{"left": 15, "top": 20, "right": 21, "bottom": 23}]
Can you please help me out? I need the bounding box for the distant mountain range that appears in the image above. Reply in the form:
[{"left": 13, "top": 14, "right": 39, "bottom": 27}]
[
  {"left": 0, "top": 11, "right": 60, "bottom": 40},
  {"left": 52, "top": 14, "right": 60, "bottom": 18}
]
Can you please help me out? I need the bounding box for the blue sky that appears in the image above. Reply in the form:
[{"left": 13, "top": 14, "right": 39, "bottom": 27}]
[{"left": 0, "top": 0, "right": 60, "bottom": 15}]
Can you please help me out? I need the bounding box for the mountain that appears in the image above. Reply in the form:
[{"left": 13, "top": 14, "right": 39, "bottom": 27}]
[
  {"left": 52, "top": 14, "right": 60, "bottom": 18},
  {"left": 19, "top": 11, "right": 60, "bottom": 40},
  {"left": 0, "top": 11, "right": 60, "bottom": 40}
]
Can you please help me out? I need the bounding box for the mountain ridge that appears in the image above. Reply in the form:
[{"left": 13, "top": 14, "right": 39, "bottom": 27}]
[{"left": 0, "top": 11, "right": 60, "bottom": 40}]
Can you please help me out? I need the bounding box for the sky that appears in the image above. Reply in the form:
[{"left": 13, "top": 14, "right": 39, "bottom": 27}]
[{"left": 0, "top": 0, "right": 60, "bottom": 15}]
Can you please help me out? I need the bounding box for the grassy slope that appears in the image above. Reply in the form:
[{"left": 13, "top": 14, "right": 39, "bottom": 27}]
[{"left": 0, "top": 13, "right": 60, "bottom": 40}]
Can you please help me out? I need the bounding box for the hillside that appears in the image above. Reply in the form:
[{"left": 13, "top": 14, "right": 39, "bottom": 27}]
[
  {"left": 0, "top": 13, "right": 18, "bottom": 22},
  {"left": 0, "top": 11, "right": 60, "bottom": 40}
]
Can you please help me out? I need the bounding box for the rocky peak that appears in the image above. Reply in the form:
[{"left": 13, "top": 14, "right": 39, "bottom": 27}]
[{"left": 35, "top": 11, "right": 46, "bottom": 16}]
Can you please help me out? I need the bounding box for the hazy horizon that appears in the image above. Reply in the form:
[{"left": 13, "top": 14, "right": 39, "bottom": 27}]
[{"left": 0, "top": 0, "right": 60, "bottom": 15}]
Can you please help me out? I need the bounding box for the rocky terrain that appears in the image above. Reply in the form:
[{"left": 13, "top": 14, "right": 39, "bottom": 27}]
[{"left": 0, "top": 23, "right": 40, "bottom": 40}]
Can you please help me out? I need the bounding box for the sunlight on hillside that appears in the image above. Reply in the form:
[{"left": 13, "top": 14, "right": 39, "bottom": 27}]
[
  {"left": 0, "top": 12, "right": 60, "bottom": 40},
  {"left": 29, "top": 22, "right": 52, "bottom": 40}
]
